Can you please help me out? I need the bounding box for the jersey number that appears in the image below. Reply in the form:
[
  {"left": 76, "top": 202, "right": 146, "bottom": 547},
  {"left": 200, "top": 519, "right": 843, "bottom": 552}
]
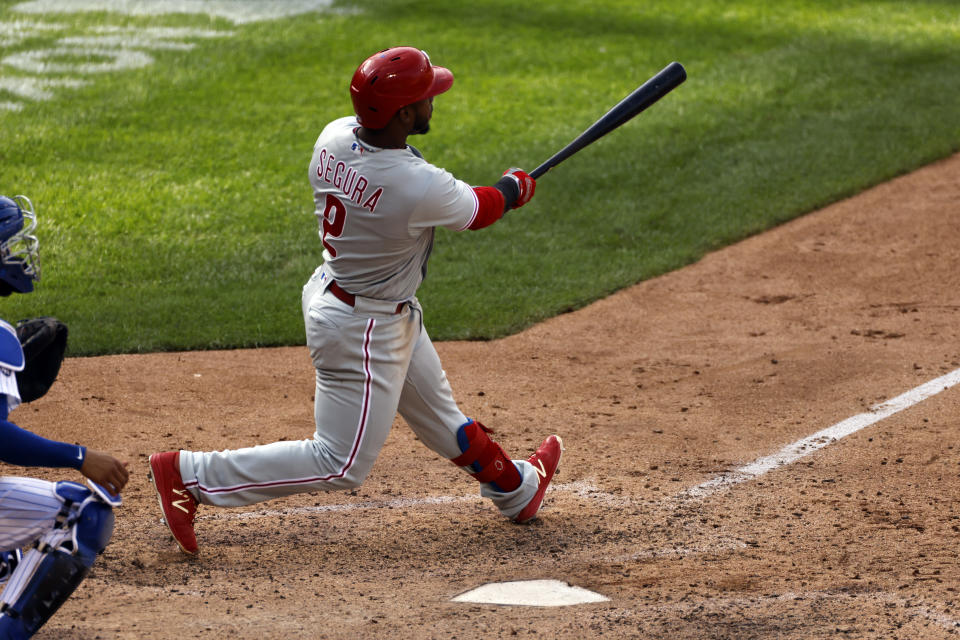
[{"left": 321, "top": 193, "right": 347, "bottom": 257}]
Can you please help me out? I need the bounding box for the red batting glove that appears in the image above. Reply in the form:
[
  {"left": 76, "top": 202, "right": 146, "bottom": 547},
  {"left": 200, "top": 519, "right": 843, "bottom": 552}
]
[{"left": 503, "top": 168, "right": 536, "bottom": 209}]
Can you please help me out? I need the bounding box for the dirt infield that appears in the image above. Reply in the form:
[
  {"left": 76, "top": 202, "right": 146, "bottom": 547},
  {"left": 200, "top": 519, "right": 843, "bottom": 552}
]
[{"left": 17, "top": 153, "right": 960, "bottom": 639}]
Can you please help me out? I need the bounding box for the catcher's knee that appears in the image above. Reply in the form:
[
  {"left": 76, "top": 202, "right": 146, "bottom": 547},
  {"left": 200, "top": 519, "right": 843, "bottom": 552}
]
[
  {"left": 450, "top": 420, "right": 521, "bottom": 493},
  {"left": 0, "top": 481, "right": 119, "bottom": 639}
]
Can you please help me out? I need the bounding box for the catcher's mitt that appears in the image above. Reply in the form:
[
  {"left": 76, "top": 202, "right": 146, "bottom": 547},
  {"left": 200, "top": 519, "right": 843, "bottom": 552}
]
[{"left": 15, "top": 316, "right": 68, "bottom": 402}]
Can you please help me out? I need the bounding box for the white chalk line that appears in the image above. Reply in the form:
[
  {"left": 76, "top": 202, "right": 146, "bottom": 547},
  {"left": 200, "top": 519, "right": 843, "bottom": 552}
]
[
  {"left": 552, "top": 479, "right": 634, "bottom": 506},
  {"left": 680, "top": 367, "right": 960, "bottom": 501},
  {"left": 196, "top": 494, "right": 477, "bottom": 522},
  {"left": 196, "top": 480, "right": 628, "bottom": 523}
]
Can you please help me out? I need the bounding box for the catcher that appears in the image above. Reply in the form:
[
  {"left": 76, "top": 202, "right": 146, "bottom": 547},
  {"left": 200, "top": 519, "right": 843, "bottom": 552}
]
[{"left": 0, "top": 194, "right": 128, "bottom": 640}]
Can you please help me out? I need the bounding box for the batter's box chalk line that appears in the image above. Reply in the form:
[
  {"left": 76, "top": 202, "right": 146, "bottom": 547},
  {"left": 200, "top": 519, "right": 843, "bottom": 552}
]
[
  {"left": 198, "top": 495, "right": 474, "bottom": 521},
  {"left": 201, "top": 482, "right": 627, "bottom": 523},
  {"left": 678, "top": 367, "right": 960, "bottom": 502}
]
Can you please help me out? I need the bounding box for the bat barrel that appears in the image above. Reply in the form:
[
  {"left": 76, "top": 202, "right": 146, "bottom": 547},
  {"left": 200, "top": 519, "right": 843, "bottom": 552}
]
[{"left": 529, "top": 61, "right": 686, "bottom": 180}]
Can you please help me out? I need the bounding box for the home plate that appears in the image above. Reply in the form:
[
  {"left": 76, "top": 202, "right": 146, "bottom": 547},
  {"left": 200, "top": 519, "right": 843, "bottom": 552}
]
[{"left": 451, "top": 579, "right": 609, "bottom": 606}]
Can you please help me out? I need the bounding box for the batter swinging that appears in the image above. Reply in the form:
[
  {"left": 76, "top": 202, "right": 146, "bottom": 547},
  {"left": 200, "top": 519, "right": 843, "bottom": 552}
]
[{"left": 149, "top": 47, "right": 563, "bottom": 555}]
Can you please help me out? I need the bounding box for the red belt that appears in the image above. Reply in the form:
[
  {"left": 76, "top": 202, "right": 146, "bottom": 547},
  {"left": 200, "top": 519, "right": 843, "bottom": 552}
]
[{"left": 329, "top": 280, "right": 405, "bottom": 314}]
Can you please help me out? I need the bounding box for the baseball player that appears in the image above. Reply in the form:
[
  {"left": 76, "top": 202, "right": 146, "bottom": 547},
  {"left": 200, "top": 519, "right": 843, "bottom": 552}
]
[
  {"left": 0, "top": 194, "right": 128, "bottom": 639},
  {"left": 149, "top": 46, "right": 563, "bottom": 555}
]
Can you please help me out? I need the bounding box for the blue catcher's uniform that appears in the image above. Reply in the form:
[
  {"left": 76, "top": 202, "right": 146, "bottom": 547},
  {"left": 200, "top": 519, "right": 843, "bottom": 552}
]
[{"left": 0, "top": 195, "right": 121, "bottom": 640}]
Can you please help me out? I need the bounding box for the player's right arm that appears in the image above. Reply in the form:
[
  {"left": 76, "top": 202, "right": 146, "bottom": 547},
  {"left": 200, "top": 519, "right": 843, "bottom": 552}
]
[{"left": 411, "top": 165, "right": 537, "bottom": 233}]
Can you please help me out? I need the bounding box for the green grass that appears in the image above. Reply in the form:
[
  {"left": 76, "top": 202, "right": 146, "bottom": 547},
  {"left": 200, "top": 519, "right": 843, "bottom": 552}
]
[{"left": 1, "top": 0, "right": 957, "bottom": 354}]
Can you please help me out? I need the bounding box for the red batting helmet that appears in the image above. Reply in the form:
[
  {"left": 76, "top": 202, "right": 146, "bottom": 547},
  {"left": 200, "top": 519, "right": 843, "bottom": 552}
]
[{"left": 350, "top": 47, "right": 454, "bottom": 129}]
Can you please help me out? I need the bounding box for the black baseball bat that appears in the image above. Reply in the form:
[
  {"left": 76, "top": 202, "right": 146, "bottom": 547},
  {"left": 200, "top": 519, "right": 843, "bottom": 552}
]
[{"left": 529, "top": 61, "right": 686, "bottom": 180}]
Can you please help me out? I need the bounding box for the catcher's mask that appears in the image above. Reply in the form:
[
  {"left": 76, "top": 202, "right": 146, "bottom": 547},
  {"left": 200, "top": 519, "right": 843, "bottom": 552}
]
[
  {"left": 350, "top": 46, "right": 454, "bottom": 130},
  {"left": 0, "top": 195, "right": 40, "bottom": 294}
]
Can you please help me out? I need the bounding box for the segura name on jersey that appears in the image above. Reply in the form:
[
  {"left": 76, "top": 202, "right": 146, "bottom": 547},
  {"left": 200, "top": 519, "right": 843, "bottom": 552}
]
[{"left": 314, "top": 147, "right": 383, "bottom": 212}]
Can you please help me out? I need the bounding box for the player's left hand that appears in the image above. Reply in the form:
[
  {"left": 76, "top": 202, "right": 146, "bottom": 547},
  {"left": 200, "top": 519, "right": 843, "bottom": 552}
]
[
  {"left": 80, "top": 450, "right": 130, "bottom": 496},
  {"left": 502, "top": 168, "right": 536, "bottom": 209}
]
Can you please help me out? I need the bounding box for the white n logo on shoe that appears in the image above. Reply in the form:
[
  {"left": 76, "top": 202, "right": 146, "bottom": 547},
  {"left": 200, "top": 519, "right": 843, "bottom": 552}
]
[
  {"left": 171, "top": 488, "right": 192, "bottom": 513},
  {"left": 533, "top": 459, "right": 547, "bottom": 480}
]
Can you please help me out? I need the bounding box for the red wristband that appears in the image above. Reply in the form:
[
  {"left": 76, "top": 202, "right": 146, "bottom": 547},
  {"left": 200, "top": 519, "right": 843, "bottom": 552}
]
[{"left": 468, "top": 186, "right": 506, "bottom": 230}]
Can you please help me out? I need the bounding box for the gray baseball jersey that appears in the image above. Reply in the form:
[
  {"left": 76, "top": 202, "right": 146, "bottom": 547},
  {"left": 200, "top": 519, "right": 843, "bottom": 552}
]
[{"left": 309, "top": 116, "right": 479, "bottom": 300}]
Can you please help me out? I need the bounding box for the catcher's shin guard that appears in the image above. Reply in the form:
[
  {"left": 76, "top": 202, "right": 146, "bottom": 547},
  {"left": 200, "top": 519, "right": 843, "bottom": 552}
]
[
  {"left": 0, "top": 481, "right": 119, "bottom": 639},
  {"left": 450, "top": 420, "right": 522, "bottom": 493}
]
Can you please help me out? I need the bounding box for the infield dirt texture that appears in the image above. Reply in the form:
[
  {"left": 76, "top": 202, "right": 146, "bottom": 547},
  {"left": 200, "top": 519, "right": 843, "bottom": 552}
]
[{"left": 15, "top": 152, "right": 958, "bottom": 638}]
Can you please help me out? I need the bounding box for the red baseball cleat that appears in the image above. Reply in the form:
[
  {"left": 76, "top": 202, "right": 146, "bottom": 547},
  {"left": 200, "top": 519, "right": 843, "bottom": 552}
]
[
  {"left": 513, "top": 435, "right": 564, "bottom": 523},
  {"left": 148, "top": 451, "right": 199, "bottom": 555}
]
